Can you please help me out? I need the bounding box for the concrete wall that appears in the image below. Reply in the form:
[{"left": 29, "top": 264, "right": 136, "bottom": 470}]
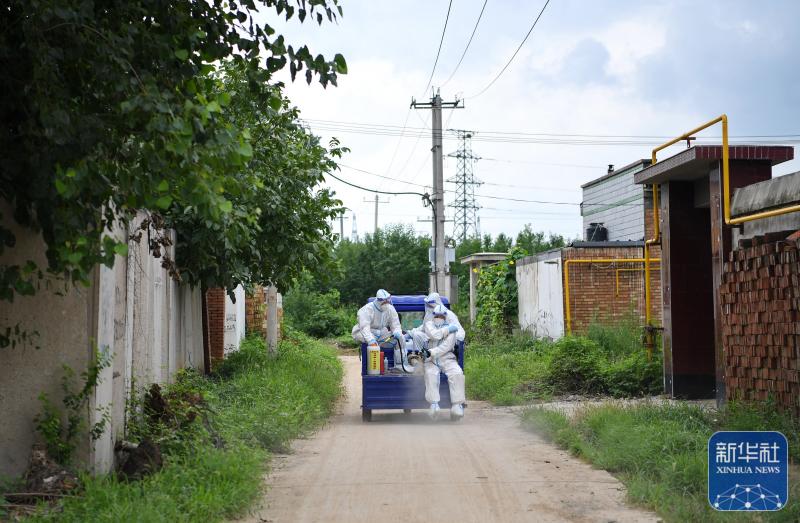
[
  {"left": 0, "top": 207, "right": 204, "bottom": 477},
  {"left": 224, "top": 285, "right": 246, "bottom": 355},
  {"left": 731, "top": 171, "right": 800, "bottom": 243},
  {"left": 582, "top": 163, "right": 648, "bottom": 241},
  {"left": 516, "top": 250, "right": 564, "bottom": 339},
  {"left": 0, "top": 202, "right": 94, "bottom": 477}
]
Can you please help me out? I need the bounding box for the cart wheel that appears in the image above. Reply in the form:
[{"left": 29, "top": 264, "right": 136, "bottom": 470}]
[
  {"left": 403, "top": 409, "right": 412, "bottom": 414},
  {"left": 362, "top": 409, "right": 372, "bottom": 422}
]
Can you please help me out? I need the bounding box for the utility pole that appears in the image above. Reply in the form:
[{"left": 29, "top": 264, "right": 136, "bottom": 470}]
[
  {"left": 363, "top": 194, "right": 389, "bottom": 233},
  {"left": 337, "top": 211, "right": 349, "bottom": 243},
  {"left": 411, "top": 89, "right": 464, "bottom": 295},
  {"left": 447, "top": 130, "right": 481, "bottom": 242},
  {"left": 351, "top": 213, "right": 359, "bottom": 242}
]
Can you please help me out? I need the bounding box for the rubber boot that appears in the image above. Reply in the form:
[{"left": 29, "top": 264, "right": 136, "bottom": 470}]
[
  {"left": 428, "top": 402, "right": 440, "bottom": 420},
  {"left": 450, "top": 403, "right": 464, "bottom": 420}
]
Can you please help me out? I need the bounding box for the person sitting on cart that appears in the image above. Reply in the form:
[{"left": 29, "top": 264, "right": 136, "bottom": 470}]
[
  {"left": 351, "top": 289, "right": 412, "bottom": 372},
  {"left": 422, "top": 304, "right": 465, "bottom": 420},
  {"left": 409, "top": 292, "right": 465, "bottom": 352}
]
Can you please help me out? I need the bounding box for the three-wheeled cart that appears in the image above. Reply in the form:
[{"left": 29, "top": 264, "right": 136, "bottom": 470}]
[{"left": 360, "top": 295, "right": 465, "bottom": 422}]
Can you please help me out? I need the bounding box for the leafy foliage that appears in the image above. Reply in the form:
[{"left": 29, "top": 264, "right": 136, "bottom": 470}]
[
  {"left": 34, "top": 349, "right": 113, "bottom": 465},
  {"left": 325, "top": 224, "right": 432, "bottom": 304},
  {"left": 34, "top": 331, "right": 342, "bottom": 521},
  {"left": 466, "top": 317, "right": 663, "bottom": 404},
  {"left": 283, "top": 272, "right": 353, "bottom": 337},
  {"left": 545, "top": 337, "right": 605, "bottom": 393},
  {"left": 474, "top": 247, "right": 527, "bottom": 333},
  {"left": 0, "top": 0, "right": 346, "bottom": 306}
]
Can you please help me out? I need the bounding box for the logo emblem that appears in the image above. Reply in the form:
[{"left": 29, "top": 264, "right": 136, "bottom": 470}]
[{"left": 708, "top": 431, "right": 788, "bottom": 511}]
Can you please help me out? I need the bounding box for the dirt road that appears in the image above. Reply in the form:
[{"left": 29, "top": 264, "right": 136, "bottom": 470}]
[{"left": 242, "top": 356, "right": 658, "bottom": 523}]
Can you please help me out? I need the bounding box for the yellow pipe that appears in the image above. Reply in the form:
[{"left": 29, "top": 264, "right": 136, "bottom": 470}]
[
  {"left": 648, "top": 115, "right": 800, "bottom": 317},
  {"left": 615, "top": 265, "right": 660, "bottom": 297},
  {"left": 564, "top": 258, "right": 660, "bottom": 335}
]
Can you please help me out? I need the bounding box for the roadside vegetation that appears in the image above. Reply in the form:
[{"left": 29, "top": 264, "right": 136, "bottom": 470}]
[
  {"left": 466, "top": 316, "right": 662, "bottom": 404},
  {"left": 522, "top": 401, "right": 800, "bottom": 522},
  {"left": 10, "top": 331, "right": 342, "bottom": 522}
]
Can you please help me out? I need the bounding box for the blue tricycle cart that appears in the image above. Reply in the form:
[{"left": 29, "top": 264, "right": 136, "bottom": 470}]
[{"left": 360, "top": 295, "right": 465, "bottom": 422}]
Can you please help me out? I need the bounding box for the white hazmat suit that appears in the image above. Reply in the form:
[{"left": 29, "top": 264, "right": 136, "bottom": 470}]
[
  {"left": 351, "top": 290, "right": 409, "bottom": 370},
  {"left": 423, "top": 305, "right": 465, "bottom": 418},
  {"left": 409, "top": 292, "right": 465, "bottom": 352}
]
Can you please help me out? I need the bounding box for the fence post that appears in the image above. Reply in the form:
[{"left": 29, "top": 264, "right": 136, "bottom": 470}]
[{"left": 266, "top": 285, "right": 278, "bottom": 355}]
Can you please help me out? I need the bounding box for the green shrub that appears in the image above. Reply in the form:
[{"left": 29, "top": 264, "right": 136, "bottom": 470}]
[
  {"left": 602, "top": 350, "right": 663, "bottom": 397},
  {"left": 31, "top": 331, "right": 343, "bottom": 522},
  {"left": 283, "top": 272, "right": 354, "bottom": 338},
  {"left": 545, "top": 337, "right": 605, "bottom": 393},
  {"left": 522, "top": 401, "right": 800, "bottom": 522},
  {"left": 586, "top": 311, "right": 643, "bottom": 359}
]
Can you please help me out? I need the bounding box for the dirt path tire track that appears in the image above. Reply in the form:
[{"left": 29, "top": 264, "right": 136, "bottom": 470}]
[{"left": 240, "top": 355, "right": 658, "bottom": 523}]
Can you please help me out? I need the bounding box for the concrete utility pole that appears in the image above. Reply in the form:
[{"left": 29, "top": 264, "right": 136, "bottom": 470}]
[
  {"left": 412, "top": 89, "right": 463, "bottom": 294},
  {"left": 337, "top": 211, "right": 349, "bottom": 242},
  {"left": 363, "top": 194, "right": 389, "bottom": 233}
]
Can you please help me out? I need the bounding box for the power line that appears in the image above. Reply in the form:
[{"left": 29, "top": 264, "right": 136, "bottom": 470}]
[
  {"left": 324, "top": 170, "right": 428, "bottom": 198},
  {"left": 440, "top": 0, "right": 489, "bottom": 88},
  {"left": 332, "top": 164, "right": 641, "bottom": 207},
  {"left": 421, "top": 0, "right": 454, "bottom": 96},
  {"left": 384, "top": 107, "right": 413, "bottom": 176},
  {"left": 304, "top": 119, "right": 800, "bottom": 146},
  {"left": 468, "top": 0, "right": 550, "bottom": 99},
  {"left": 303, "top": 117, "right": 800, "bottom": 140}
]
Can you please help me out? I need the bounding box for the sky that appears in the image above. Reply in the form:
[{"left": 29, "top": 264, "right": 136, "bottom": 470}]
[{"left": 264, "top": 0, "right": 800, "bottom": 241}]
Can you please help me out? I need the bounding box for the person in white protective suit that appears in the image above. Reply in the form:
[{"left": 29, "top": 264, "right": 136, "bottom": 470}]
[
  {"left": 409, "top": 292, "right": 465, "bottom": 352},
  {"left": 351, "top": 289, "right": 413, "bottom": 372},
  {"left": 422, "top": 304, "right": 465, "bottom": 419}
]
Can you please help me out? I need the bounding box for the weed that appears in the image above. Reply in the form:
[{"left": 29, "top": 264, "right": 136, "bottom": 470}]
[
  {"left": 33, "top": 348, "right": 113, "bottom": 465},
  {"left": 522, "top": 402, "right": 800, "bottom": 522},
  {"left": 27, "top": 331, "right": 342, "bottom": 522}
]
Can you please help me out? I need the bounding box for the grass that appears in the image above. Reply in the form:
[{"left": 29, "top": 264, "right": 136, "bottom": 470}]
[
  {"left": 465, "top": 317, "right": 662, "bottom": 405},
  {"left": 21, "top": 329, "right": 342, "bottom": 522},
  {"left": 522, "top": 401, "right": 800, "bottom": 522}
]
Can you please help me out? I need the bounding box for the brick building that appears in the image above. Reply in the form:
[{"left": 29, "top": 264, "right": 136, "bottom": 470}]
[
  {"left": 634, "top": 144, "right": 796, "bottom": 401},
  {"left": 516, "top": 241, "right": 662, "bottom": 338}
]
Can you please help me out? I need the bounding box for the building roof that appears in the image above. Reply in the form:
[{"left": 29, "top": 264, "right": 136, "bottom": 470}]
[
  {"left": 459, "top": 252, "right": 507, "bottom": 265},
  {"left": 634, "top": 145, "right": 794, "bottom": 185},
  {"left": 581, "top": 159, "right": 652, "bottom": 189}
]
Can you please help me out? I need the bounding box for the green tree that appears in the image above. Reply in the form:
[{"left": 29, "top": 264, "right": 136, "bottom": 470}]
[
  {"left": 171, "top": 60, "right": 345, "bottom": 292},
  {"left": 332, "top": 225, "right": 431, "bottom": 304},
  {"left": 515, "top": 224, "right": 566, "bottom": 255},
  {"left": 1, "top": 0, "right": 346, "bottom": 310}
]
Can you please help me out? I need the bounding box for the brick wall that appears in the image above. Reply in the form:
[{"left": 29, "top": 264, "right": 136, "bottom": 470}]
[
  {"left": 563, "top": 246, "right": 663, "bottom": 334},
  {"left": 205, "top": 287, "right": 226, "bottom": 367},
  {"left": 245, "top": 285, "right": 266, "bottom": 338},
  {"left": 720, "top": 232, "right": 800, "bottom": 414}
]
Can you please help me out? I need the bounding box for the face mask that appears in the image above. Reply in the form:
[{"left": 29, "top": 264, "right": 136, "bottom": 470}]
[
  {"left": 433, "top": 318, "right": 445, "bottom": 327},
  {"left": 381, "top": 302, "right": 389, "bottom": 311}
]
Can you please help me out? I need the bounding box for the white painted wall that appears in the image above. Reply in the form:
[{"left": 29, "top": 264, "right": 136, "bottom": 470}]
[
  {"left": 224, "top": 285, "right": 246, "bottom": 355},
  {"left": 516, "top": 251, "right": 564, "bottom": 340},
  {"left": 1, "top": 207, "right": 207, "bottom": 477}
]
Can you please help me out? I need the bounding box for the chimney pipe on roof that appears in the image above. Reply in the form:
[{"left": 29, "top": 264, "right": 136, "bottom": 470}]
[{"left": 607, "top": 164, "right": 614, "bottom": 174}]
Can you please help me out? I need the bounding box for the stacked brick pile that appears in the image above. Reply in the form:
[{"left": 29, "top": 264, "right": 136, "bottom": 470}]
[
  {"left": 720, "top": 232, "right": 800, "bottom": 414},
  {"left": 245, "top": 285, "right": 266, "bottom": 338}
]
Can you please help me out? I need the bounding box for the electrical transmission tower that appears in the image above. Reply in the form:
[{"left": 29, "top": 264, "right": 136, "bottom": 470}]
[{"left": 447, "top": 130, "right": 481, "bottom": 241}]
